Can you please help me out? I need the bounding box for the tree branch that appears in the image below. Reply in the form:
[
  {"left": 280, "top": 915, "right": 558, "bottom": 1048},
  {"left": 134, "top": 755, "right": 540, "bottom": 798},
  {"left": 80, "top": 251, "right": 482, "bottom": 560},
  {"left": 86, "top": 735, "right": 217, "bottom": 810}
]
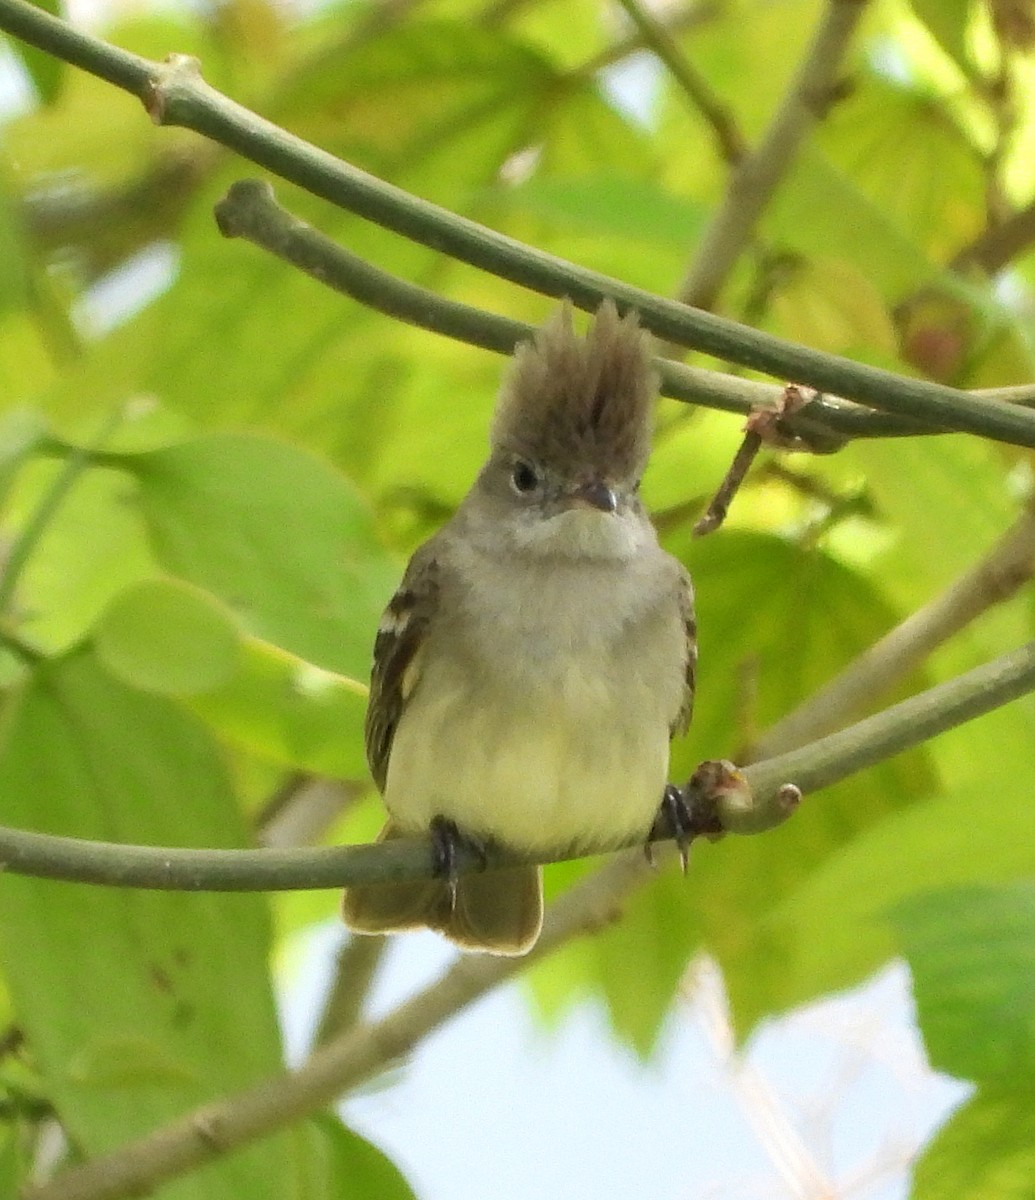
[
  {"left": 571, "top": 1, "right": 719, "bottom": 80},
  {"left": 213, "top": 179, "right": 1035, "bottom": 449},
  {"left": 738, "top": 639, "right": 1035, "bottom": 827},
  {"left": 2, "top": 0, "right": 1035, "bottom": 448},
  {"left": 0, "top": 639, "right": 1032, "bottom": 890},
  {"left": 311, "top": 935, "right": 385, "bottom": 1047},
  {"left": 675, "top": 0, "right": 869, "bottom": 311},
  {"left": 951, "top": 195, "right": 1035, "bottom": 276}
]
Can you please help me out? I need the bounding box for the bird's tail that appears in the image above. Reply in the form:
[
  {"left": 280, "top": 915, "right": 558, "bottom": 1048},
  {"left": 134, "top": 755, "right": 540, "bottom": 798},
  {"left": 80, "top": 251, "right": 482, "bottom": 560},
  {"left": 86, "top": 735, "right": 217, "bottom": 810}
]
[{"left": 342, "top": 822, "right": 543, "bottom": 956}]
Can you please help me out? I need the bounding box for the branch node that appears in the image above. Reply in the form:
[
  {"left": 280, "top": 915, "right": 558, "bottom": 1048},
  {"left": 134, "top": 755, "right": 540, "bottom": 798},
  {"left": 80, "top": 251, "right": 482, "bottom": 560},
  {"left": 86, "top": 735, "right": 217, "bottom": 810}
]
[
  {"left": 191, "top": 1110, "right": 228, "bottom": 1153},
  {"left": 686, "top": 758, "right": 743, "bottom": 836},
  {"left": 214, "top": 178, "right": 275, "bottom": 239},
  {"left": 776, "top": 783, "right": 804, "bottom": 816},
  {"left": 696, "top": 757, "right": 804, "bottom": 836},
  {"left": 694, "top": 385, "right": 829, "bottom": 536},
  {"left": 802, "top": 73, "right": 855, "bottom": 119},
  {"left": 145, "top": 53, "right": 203, "bottom": 124}
]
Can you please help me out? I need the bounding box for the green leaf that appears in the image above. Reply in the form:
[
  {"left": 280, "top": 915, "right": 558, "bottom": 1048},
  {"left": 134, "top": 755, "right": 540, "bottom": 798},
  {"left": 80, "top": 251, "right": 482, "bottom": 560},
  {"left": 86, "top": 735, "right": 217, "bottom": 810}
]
[
  {"left": 535, "top": 76, "right": 653, "bottom": 179},
  {"left": 0, "top": 651, "right": 291, "bottom": 1200},
  {"left": 500, "top": 175, "right": 704, "bottom": 246},
  {"left": 0, "top": 180, "right": 34, "bottom": 318},
  {"left": 187, "top": 634, "right": 369, "bottom": 778},
  {"left": 93, "top": 573, "right": 369, "bottom": 777},
  {"left": 274, "top": 20, "right": 553, "bottom": 178},
  {"left": 764, "top": 145, "right": 939, "bottom": 298},
  {"left": 890, "top": 882, "right": 1035, "bottom": 1084},
  {"left": 95, "top": 577, "right": 241, "bottom": 696},
  {"left": 9, "top": 461, "right": 157, "bottom": 654},
  {"left": 769, "top": 255, "right": 898, "bottom": 359},
  {"left": 500, "top": 0, "right": 610, "bottom": 70},
  {"left": 301, "top": 1114, "right": 417, "bottom": 1200},
  {"left": 0, "top": 1127, "right": 24, "bottom": 1198},
  {"left": 817, "top": 75, "right": 985, "bottom": 263},
  {"left": 839, "top": 435, "right": 1017, "bottom": 602},
  {"left": 8, "top": 0, "right": 65, "bottom": 105},
  {"left": 761, "top": 704, "right": 1035, "bottom": 1035},
  {"left": 912, "top": 1085, "right": 1035, "bottom": 1200},
  {"left": 0, "top": 406, "right": 48, "bottom": 509},
  {"left": 119, "top": 432, "right": 398, "bottom": 676}
]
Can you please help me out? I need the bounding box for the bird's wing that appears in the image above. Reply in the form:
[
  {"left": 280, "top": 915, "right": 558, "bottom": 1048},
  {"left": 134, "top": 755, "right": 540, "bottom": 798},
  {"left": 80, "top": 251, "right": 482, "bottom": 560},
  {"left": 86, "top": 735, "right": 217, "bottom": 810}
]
[
  {"left": 671, "top": 565, "right": 697, "bottom": 738},
  {"left": 364, "top": 544, "right": 442, "bottom": 793}
]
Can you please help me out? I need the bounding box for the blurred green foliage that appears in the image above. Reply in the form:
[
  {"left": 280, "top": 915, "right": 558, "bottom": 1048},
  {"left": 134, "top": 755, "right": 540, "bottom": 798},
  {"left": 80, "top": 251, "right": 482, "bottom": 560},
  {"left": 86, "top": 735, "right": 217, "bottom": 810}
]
[{"left": 0, "top": 0, "right": 1034, "bottom": 1194}]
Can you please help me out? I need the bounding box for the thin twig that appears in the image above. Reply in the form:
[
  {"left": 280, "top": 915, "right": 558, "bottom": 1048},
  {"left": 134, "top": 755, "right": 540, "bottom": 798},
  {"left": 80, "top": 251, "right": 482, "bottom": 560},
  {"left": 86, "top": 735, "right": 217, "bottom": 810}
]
[
  {"left": 0, "top": 408, "right": 124, "bottom": 615},
  {"left": 311, "top": 936, "right": 386, "bottom": 1047},
  {"left": 693, "top": 384, "right": 813, "bottom": 534},
  {"left": 691, "top": 430, "right": 762, "bottom": 535},
  {"left": 951, "top": 195, "right": 1035, "bottom": 276},
  {"left": 612, "top": 0, "right": 746, "bottom": 164},
  {"left": 572, "top": 2, "right": 719, "bottom": 80},
  {"left": 256, "top": 777, "right": 356, "bottom": 849},
  {"left": 675, "top": 0, "right": 869, "bottom": 312},
  {"left": 2, "top": 1, "right": 1035, "bottom": 449},
  {"left": 688, "top": 962, "right": 835, "bottom": 1197}
]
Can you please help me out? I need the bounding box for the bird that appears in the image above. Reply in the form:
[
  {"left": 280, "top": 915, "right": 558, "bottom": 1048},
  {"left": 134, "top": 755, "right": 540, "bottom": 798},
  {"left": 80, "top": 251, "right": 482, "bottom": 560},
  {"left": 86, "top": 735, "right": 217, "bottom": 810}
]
[{"left": 341, "top": 299, "right": 696, "bottom": 955}]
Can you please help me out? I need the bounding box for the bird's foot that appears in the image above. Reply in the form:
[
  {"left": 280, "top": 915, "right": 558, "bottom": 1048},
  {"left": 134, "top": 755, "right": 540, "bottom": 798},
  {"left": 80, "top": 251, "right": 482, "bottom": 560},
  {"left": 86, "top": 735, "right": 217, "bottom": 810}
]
[
  {"left": 647, "top": 764, "right": 732, "bottom": 872},
  {"left": 647, "top": 785, "right": 696, "bottom": 873},
  {"left": 430, "top": 816, "right": 489, "bottom": 911}
]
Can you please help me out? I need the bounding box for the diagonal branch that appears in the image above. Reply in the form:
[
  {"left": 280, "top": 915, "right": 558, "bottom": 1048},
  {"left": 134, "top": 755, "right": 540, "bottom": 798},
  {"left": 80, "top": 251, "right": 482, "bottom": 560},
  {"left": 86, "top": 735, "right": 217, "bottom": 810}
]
[
  {"left": 311, "top": 935, "right": 385, "bottom": 1047},
  {"left": 675, "top": 0, "right": 869, "bottom": 311},
  {"left": 612, "top": 0, "right": 747, "bottom": 165},
  {"left": 571, "top": 1, "right": 719, "bottom": 80},
  {"left": 3, "top": 0, "right": 1035, "bottom": 448},
  {"left": 752, "top": 499, "right": 1035, "bottom": 757},
  {"left": 951, "top": 194, "right": 1035, "bottom": 276}
]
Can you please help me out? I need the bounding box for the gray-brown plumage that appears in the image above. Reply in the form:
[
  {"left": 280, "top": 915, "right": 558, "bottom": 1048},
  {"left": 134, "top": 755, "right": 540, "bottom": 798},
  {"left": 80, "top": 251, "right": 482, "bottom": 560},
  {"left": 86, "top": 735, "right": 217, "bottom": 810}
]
[
  {"left": 342, "top": 300, "right": 696, "bottom": 955},
  {"left": 492, "top": 301, "right": 656, "bottom": 484}
]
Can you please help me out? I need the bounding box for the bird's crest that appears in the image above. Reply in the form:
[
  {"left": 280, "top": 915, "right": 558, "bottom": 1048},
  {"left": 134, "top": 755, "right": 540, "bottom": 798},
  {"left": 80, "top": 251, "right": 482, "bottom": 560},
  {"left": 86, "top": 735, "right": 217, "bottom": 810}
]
[{"left": 491, "top": 300, "right": 658, "bottom": 480}]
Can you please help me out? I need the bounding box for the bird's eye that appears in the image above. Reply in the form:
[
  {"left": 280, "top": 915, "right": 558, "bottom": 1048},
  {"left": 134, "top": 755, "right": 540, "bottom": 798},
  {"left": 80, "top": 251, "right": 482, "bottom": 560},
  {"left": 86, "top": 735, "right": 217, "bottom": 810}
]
[{"left": 510, "top": 460, "right": 540, "bottom": 494}]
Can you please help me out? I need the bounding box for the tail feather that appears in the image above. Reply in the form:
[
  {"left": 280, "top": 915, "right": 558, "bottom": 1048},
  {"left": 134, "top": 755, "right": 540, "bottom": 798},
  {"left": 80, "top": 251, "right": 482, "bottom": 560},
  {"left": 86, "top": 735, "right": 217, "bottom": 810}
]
[{"left": 342, "top": 823, "right": 543, "bottom": 956}]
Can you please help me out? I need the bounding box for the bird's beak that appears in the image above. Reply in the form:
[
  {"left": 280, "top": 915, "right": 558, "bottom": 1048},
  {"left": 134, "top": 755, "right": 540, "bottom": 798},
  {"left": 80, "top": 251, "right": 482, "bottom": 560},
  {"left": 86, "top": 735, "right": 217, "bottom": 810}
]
[{"left": 570, "top": 480, "right": 618, "bottom": 513}]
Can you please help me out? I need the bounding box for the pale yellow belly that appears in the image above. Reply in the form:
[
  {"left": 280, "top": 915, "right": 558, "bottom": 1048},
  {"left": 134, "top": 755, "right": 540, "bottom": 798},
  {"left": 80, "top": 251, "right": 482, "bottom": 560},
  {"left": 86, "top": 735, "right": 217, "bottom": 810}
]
[{"left": 383, "top": 656, "right": 671, "bottom": 854}]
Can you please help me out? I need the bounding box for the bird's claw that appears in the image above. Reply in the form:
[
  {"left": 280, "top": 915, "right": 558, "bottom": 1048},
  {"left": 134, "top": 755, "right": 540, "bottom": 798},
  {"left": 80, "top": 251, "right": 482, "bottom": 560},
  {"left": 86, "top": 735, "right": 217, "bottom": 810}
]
[
  {"left": 648, "top": 784, "right": 696, "bottom": 873},
  {"left": 430, "top": 816, "right": 488, "bottom": 911}
]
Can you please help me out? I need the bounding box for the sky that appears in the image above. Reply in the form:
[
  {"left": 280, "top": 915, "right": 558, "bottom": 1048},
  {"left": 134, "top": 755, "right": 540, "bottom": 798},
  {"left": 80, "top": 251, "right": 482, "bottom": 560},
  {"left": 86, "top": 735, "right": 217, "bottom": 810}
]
[{"left": 281, "top": 924, "right": 968, "bottom": 1200}]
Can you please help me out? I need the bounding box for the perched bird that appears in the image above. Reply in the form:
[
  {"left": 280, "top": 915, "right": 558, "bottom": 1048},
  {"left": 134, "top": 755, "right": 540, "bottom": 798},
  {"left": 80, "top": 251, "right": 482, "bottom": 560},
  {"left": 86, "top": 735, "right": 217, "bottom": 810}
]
[{"left": 342, "top": 300, "right": 696, "bottom": 955}]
